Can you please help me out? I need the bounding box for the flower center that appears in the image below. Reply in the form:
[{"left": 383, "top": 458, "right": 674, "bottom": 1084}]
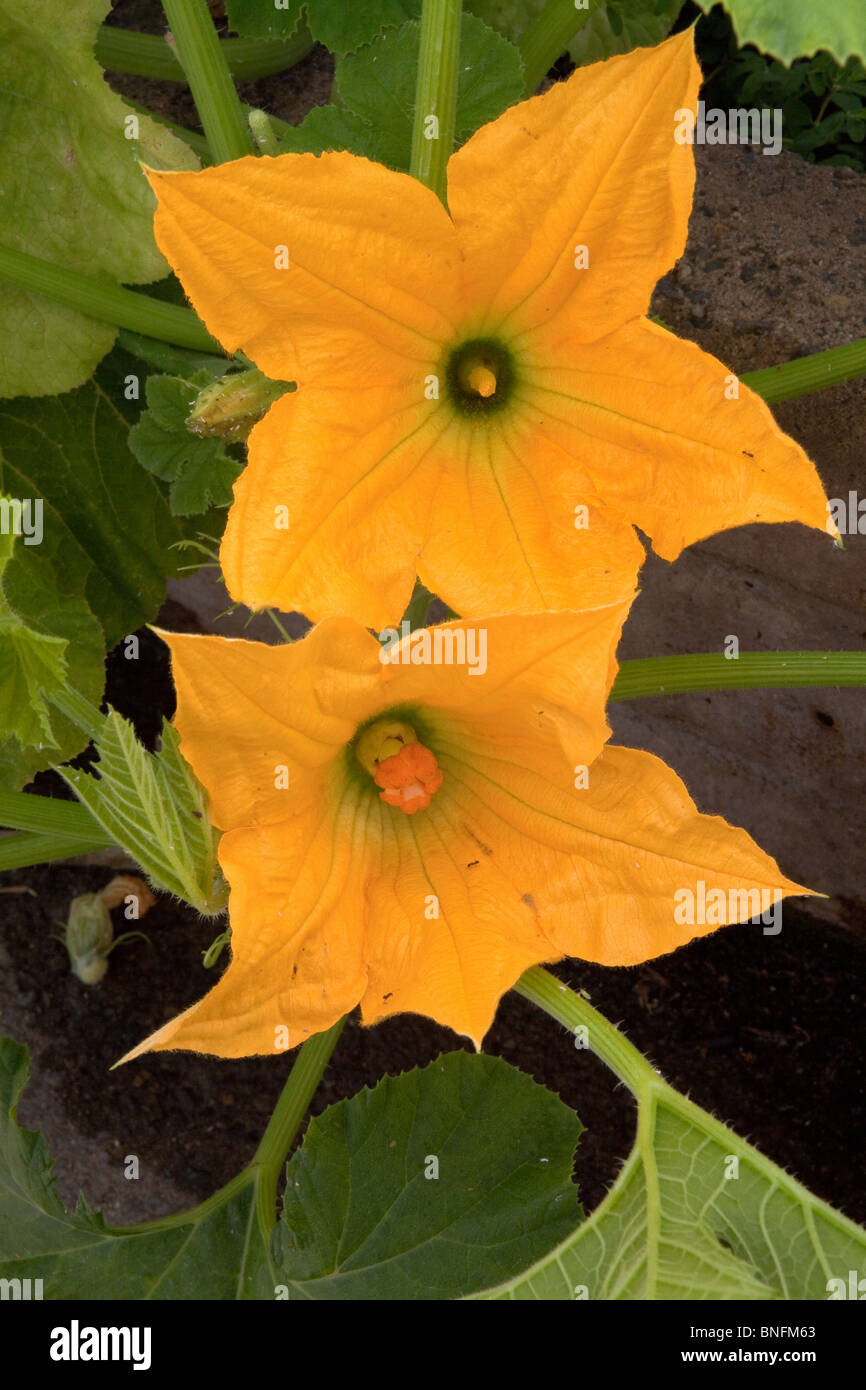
[
  {"left": 355, "top": 718, "right": 443, "bottom": 815},
  {"left": 444, "top": 337, "right": 514, "bottom": 415}
]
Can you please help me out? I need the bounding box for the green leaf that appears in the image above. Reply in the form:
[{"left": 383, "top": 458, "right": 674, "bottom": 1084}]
[
  {"left": 289, "top": 14, "right": 523, "bottom": 170},
  {"left": 568, "top": 0, "right": 681, "bottom": 67},
  {"left": 129, "top": 372, "right": 243, "bottom": 517},
  {"left": 59, "top": 706, "right": 226, "bottom": 916},
  {"left": 307, "top": 0, "right": 419, "bottom": 55},
  {"left": 228, "top": 0, "right": 421, "bottom": 53},
  {"left": 0, "top": 1035, "right": 273, "bottom": 1299},
  {"left": 274, "top": 103, "right": 383, "bottom": 160},
  {"left": 0, "top": 528, "right": 68, "bottom": 748},
  {"left": 696, "top": 0, "right": 866, "bottom": 66},
  {"left": 0, "top": 376, "right": 185, "bottom": 788},
  {"left": 463, "top": 0, "right": 546, "bottom": 44},
  {"left": 274, "top": 1051, "right": 582, "bottom": 1299},
  {"left": 0, "top": 0, "right": 198, "bottom": 399},
  {"left": 478, "top": 976, "right": 866, "bottom": 1301},
  {"left": 225, "top": 0, "right": 305, "bottom": 40},
  {"left": 0, "top": 379, "right": 183, "bottom": 648}
]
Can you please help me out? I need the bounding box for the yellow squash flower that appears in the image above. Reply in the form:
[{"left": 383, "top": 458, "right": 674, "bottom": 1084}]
[
  {"left": 122, "top": 611, "right": 810, "bottom": 1059},
  {"left": 145, "top": 32, "right": 832, "bottom": 629}
]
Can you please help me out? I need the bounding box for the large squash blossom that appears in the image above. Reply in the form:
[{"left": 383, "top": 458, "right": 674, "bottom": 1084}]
[
  {"left": 145, "top": 32, "right": 833, "bottom": 629},
  {"left": 122, "top": 610, "right": 810, "bottom": 1059}
]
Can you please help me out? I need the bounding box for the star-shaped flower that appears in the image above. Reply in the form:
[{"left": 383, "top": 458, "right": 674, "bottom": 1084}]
[
  {"left": 145, "top": 31, "right": 833, "bottom": 628},
  {"left": 122, "top": 610, "right": 809, "bottom": 1059}
]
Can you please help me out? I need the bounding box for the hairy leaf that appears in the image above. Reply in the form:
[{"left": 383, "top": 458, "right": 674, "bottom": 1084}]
[
  {"left": 0, "top": 0, "right": 197, "bottom": 398},
  {"left": 275, "top": 1051, "right": 582, "bottom": 1299}
]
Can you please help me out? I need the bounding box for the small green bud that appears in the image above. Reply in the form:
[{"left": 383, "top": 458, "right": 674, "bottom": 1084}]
[
  {"left": 63, "top": 893, "right": 113, "bottom": 985},
  {"left": 187, "top": 369, "right": 291, "bottom": 442}
]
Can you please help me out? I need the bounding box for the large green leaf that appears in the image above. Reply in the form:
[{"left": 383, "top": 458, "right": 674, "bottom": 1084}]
[
  {"left": 227, "top": 0, "right": 417, "bottom": 53},
  {"left": 0, "top": 1036, "right": 273, "bottom": 1300},
  {"left": 568, "top": 0, "right": 681, "bottom": 67},
  {"left": 0, "top": 376, "right": 185, "bottom": 788},
  {"left": 274, "top": 1051, "right": 582, "bottom": 1299},
  {"left": 279, "top": 14, "right": 524, "bottom": 169},
  {"left": 0, "top": 0, "right": 197, "bottom": 398},
  {"left": 60, "top": 708, "right": 226, "bottom": 916},
  {"left": 696, "top": 0, "right": 866, "bottom": 65},
  {"left": 477, "top": 1035, "right": 866, "bottom": 1299},
  {"left": 464, "top": 0, "right": 546, "bottom": 43}
]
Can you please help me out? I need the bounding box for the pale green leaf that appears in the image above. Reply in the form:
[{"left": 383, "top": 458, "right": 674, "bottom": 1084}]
[
  {"left": 0, "top": 0, "right": 198, "bottom": 398},
  {"left": 696, "top": 0, "right": 866, "bottom": 66},
  {"left": 60, "top": 709, "right": 226, "bottom": 915},
  {"left": 477, "top": 1073, "right": 866, "bottom": 1300}
]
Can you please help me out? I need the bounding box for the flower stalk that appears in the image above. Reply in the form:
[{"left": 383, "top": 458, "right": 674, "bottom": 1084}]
[
  {"left": 611, "top": 651, "right": 866, "bottom": 701},
  {"left": 252, "top": 1016, "right": 347, "bottom": 1239},
  {"left": 161, "top": 0, "right": 253, "bottom": 165},
  {"left": 0, "top": 246, "right": 222, "bottom": 354},
  {"left": 410, "top": 0, "right": 463, "bottom": 202},
  {"left": 519, "top": 0, "right": 598, "bottom": 94}
]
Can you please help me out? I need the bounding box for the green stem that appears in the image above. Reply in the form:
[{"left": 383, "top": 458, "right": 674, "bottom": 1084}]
[
  {"left": 519, "top": 0, "right": 598, "bottom": 94},
  {"left": 0, "top": 791, "right": 107, "bottom": 839},
  {"left": 0, "top": 247, "right": 222, "bottom": 354},
  {"left": 514, "top": 966, "right": 651, "bottom": 1095},
  {"left": 742, "top": 335, "right": 866, "bottom": 403},
  {"left": 0, "top": 829, "right": 117, "bottom": 873},
  {"left": 161, "top": 0, "right": 253, "bottom": 164},
  {"left": 252, "top": 1017, "right": 346, "bottom": 1239},
  {"left": 410, "top": 0, "right": 462, "bottom": 203},
  {"left": 610, "top": 651, "right": 866, "bottom": 701},
  {"left": 97, "top": 24, "right": 314, "bottom": 83}
]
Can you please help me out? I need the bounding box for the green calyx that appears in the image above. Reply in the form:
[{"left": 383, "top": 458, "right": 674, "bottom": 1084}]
[{"left": 444, "top": 336, "right": 516, "bottom": 416}]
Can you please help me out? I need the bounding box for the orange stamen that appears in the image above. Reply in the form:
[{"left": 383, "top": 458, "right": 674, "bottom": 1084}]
[{"left": 374, "top": 741, "right": 443, "bottom": 815}]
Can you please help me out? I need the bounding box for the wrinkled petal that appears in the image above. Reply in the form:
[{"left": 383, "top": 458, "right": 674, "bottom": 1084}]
[
  {"left": 378, "top": 607, "right": 631, "bottom": 783},
  {"left": 159, "top": 621, "right": 383, "bottom": 830},
  {"left": 221, "top": 384, "right": 446, "bottom": 629},
  {"left": 120, "top": 783, "right": 371, "bottom": 1060},
  {"left": 438, "top": 741, "right": 811, "bottom": 971},
  {"left": 526, "top": 316, "right": 834, "bottom": 559},
  {"left": 359, "top": 797, "right": 555, "bottom": 1046},
  {"left": 147, "top": 152, "right": 461, "bottom": 386},
  {"left": 417, "top": 411, "right": 646, "bottom": 615},
  {"left": 447, "top": 31, "right": 699, "bottom": 340}
]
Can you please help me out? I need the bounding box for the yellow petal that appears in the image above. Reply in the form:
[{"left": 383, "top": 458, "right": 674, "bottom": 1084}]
[
  {"left": 447, "top": 31, "right": 699, "bottom": 339},
  {"left": 378, "top": 606, "right": 631, "bottom": 784},
  {"left": 359, "top": 799, "right": 556, "bottom": 1046},
  {"left": 443, "top": 742, "right": 812, "bottom": 970},
  {"left": 417, "top": 410, "right": 646, "bottom": 615},
  {"left": 221, "top": 383, "right": 447, "bottom": 629},
  {"left": 527, "top": 316, "right": 834, "bottom": 558},
  {"left": 146, "top": 153, "right": 461, "bottom": 387},
  {"left": 158, "top": 620, "right": 383, "bottom": 830},
  {"left": 120, "top": 789, "right": 370, "bottom": 1060}
]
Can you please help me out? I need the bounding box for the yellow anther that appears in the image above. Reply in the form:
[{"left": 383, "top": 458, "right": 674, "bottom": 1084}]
[{"left": 463, "top": 363, "right": 497, "bottom": 398}]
